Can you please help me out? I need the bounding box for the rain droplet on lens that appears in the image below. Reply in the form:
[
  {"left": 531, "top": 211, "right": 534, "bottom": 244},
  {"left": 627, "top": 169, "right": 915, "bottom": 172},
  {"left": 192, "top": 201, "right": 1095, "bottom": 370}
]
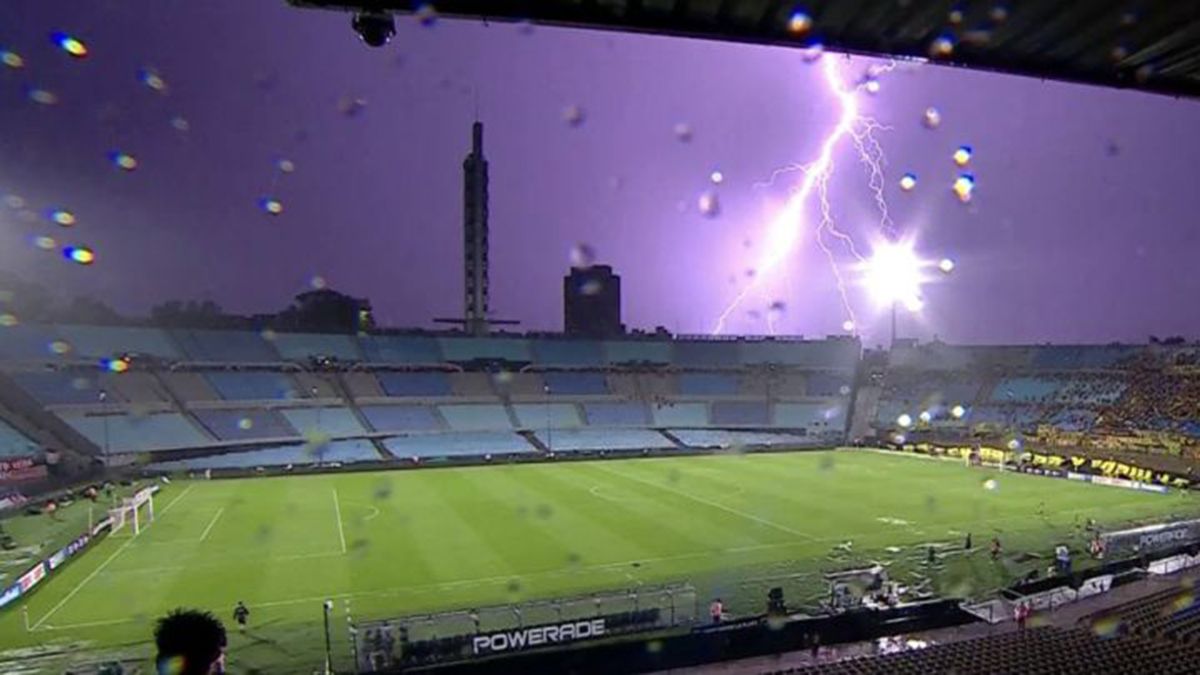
[
  {"left": 310, "top": 275, "right": 327, "bottom": 290},
  {"left": 922, "top": 107, "right": 941, "bottom": 129},
  {"left": 138, "top": 68, "right": 167, "bottom": 92},
  {"left": 580, "top": 279, "right": 603, "bottom": 296},
  {"left": 259, "top": 197, "right": 284, "bottom": 215},
  {"left": 415, "top": 3, "right": 439, "bottom": 26},
  {"left": 27, "top": 88, "right": 58, "bottom": 105},
  {"left": 570, "top": 243, "right": 595, "bottom": 268},
  {"left": 337, "top": 95, "right": 367, "bottom": 117},
  {"left": 535, "top": 504, "right": 553, "bottom": 519},
  {"left": 673, "top": 122, "right": 693, "bottom": 142},
  {"left": 562, "top": 104, "right": 585, "bottom": 127},
  {"left": 698, "top": 191, "right": 720, "bottom": 218}
]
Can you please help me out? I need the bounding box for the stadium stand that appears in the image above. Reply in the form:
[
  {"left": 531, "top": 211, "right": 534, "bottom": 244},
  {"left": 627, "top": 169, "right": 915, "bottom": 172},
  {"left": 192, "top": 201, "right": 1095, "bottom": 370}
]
[
  {"left": 151, "top": 438, "right": 379, "bottom": 470},
  {"left": 0, "top": 324, "right": 61, "bottom": 360},
  {"left": 376, "top": 372, "right": 452, "bottom": 397},
  {"left": 710, "top": 401, "right": 770, "bottom": 426},
  {"left": 101, "top": 372, "right": 170, "bottom": 403},
  {"left": 359, "top": 335, "right": 442, "bottom": 364},
  {"left": 8, "top": 371, "right": 104, "bottom": 406},
  {"left": 604, "top": 340, "right": 672, "bottom": 365},
  {"left": 280, "top": 407, "right": 367, "bottom": 437},
  {"left": 652, "top": 402, "right": 709, "bottom": 427},
  {"left": 674, "top": 341, "right": 740, "bottom": 367},
  {"left": 160, "top": 372, "right": 221, "bottom": 402},
  {"left": 436, "top": 404, "right": 512, "bottom": 431},
  {"left": 359, "top": 405, "right": 442, "bottom": 433},
  {"left": 61, "top": 412, "right": 209, "bottom": 453},
  {"left": 0, "top": 417, "right": 40, "bottom": 457},
  {"left": 582, "top": 402, "right": 649, "bottom": 426},
  {"left": 383, "top": 432, "right": 534, "bottom": 457},
  {"left": 542, "top": 372, "right": 608, "bottom": 395},
  {"left": 341, "top": 372, "right": 386, "bottom": 398},
  {"left": 677, "top": 373, "right": 739, "bottom": 396},
  {"left": 56, "top": 325, "right": 181, "bottom": 360},
  {"left": 510, "top": 403, "right": 583, "bottom": 429},
  {"left": 172, "top": 328, "right": 279, "bottom": 362},
  {"left": 204, "top": 371, "right": 298, "bottom": 401},
  {"left": 271, "top": 332, "right": 362, "bottom": 361},
  {"left": 448, "top": 372, "right": 495, "bottom": 396},
  {"left": 492, "top": 372, "right": 545, "bottom": 396},
  {"left": 670, "top": 429, "right": 808, "bottom": 449},
  {"left": 192, "top": 409, "right": 298, "bottom": 442},
  {"left": 533, "top": 340, "right": 604, "bottom": 366},
  {"left": 439, "top": 337, "right": 531, "bottom": 362},
  {"left": 535, "top": 428, "right": 674, "bottom": 452},
  {"left": 773, "top": 626, "right": 1200, "bottom": 675}
]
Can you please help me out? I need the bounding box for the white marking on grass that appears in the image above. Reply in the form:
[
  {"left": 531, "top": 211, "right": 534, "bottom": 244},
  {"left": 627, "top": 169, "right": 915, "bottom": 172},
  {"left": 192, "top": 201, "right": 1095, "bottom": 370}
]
[
  {"left": 199, "top": 507, "right": 225, "bottom": 542},
  {"left": 31, "top": 484, "right": 197, "bottom": 631},
  {"left": 363, "top": 505, "right": 381, "bottom": 522},
  {"left": 591, "top": 464, "right": 814, "bottom": 540},
  {"left": 42, "top": 616, "right": 137, "bottom": 631},
  {"left": 32, "top": 536, "right": 136, "bottom": 630},
  {"left": 332, "top": 488, "right": 347, "bottom": 554}
]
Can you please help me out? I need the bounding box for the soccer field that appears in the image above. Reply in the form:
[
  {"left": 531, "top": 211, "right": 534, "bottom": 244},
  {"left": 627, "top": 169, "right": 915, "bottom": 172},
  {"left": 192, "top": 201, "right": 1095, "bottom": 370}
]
[{"left": 3, "top": 450, "right": 1198, "bottom": 672}]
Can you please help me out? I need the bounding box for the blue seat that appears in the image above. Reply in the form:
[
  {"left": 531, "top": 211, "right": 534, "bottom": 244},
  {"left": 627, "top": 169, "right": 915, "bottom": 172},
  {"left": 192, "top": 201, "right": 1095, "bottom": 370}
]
[
  {"left": 677, "top": 373, "right": 738, "bottom": 396},
  {"left": 582, "top": 402, "right": 648, "bottom": 426},
  {"left": 673, "top": 342, "right": 739, "bottom": 367},
  {"left": 375, "top": 372, "right": 452, "bottom": 397},
  {"left": 359, "top": 335, "right": 443, "bottom": 363},
  {"left": 535, "top": 428, "right": 674, "bottom": 452},
  {"left": 603, "top": 341, "right": 672, "bottom": 365},
  {"left": 651, "top": 403, "right": 709, "bottom": 427},
  {"left": 533, "top": 341, "right": 604, "bottom": 366},
  {"left": 360, "top": 405, "right": 441, "bottom": 432},
  {"left": 57, "top": 325, "right": 180, "bottom": 359},
  {"left": 10, "top": 371, "right": 101, "bottom": 405},
  {"left": 204, "top": 372, "right": 298, "bottom": 400},
  {"left": 671, "top": 429, "right": 810, "bottom": 449},
  {"left": 439, "top": 337, "right": 532, "bottom": 362},
  {"left": 710, "top": 402, "right": 769, "bottom": 426},
  {"left": 437, "top": 405, "right": 512, "bottom": 431},
  {"left": 383, "top": 432, "right": 533, "bottom": 457},
  {"left": 172, "top": 329, "right": 279, "bottom": 362},
  {"left": 511, "top": 403, "right": 582, "bottom": 429},
  {"left": 61, "top": 412, "right": 209, "bottom": 453},
  {"left": 280, "top": 407, "right": 366, "bottom": 437},
  {"left": 0, "top": 418, "right": 39, "bottom": 457},
  {"left": 272, "top": 333, "right": 361, "bottom": 361},
  {"left": 542, "top": 372, "right": 608, "bottom": 395},
  {"left": 192, "top": 409, "right": 298, "bottom": 441}
]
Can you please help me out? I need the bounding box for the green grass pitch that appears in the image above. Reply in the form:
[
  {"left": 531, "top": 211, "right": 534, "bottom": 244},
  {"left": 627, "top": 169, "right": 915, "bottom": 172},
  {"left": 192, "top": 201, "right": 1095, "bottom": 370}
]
[{"left": 3, "top": 449, "right": 1198, "bottom": 672}]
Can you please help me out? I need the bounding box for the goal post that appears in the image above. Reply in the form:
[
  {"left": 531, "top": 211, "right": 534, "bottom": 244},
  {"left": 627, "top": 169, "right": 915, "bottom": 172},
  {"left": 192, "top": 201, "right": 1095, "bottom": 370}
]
[{"left": 109, "top": 487, "right": 155, "bottom": 537}]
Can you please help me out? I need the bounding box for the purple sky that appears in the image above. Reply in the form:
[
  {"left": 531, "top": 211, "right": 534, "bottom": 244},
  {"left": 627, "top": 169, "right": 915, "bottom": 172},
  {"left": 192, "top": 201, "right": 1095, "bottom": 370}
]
[{"left": 2, "top": 1, "right": 1200, "bottom": 347}]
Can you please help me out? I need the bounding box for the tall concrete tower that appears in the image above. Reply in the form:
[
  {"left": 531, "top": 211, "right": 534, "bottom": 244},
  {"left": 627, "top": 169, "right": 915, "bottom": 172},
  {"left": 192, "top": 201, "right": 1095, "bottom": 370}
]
[{"left": 462, "top": 121, "right": 490, "bottom": 336}]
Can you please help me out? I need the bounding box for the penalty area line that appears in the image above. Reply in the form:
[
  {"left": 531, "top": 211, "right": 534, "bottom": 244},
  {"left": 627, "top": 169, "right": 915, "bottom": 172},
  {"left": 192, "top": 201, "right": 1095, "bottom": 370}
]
[
  {"left": 332, "top": 488, "right": 347, "bottom": 554},
  {"left": 198, "top": 507, "right": 225, "bottom": 542}
]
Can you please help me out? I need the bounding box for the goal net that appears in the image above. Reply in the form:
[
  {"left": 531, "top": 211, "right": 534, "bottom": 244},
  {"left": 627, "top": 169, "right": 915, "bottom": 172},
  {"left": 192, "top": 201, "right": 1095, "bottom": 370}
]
[{"left": 109, "top": 487, "right": 155, "bottom": 537}]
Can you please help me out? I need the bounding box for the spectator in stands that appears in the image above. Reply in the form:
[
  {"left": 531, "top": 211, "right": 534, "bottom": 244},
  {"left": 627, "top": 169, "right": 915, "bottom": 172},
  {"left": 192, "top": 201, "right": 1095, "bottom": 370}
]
[
  {"left": 709, "top": 598, "right": 724, "bottom": 624},
  {"left": 154, "top": 608, "right": 227, "bottom": 675}
]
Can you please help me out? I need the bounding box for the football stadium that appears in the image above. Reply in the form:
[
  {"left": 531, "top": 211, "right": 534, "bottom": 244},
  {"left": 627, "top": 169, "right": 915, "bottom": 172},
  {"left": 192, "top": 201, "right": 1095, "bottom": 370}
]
[{"left": 5, "top": 1, "right": 1200, "bottom": 674}]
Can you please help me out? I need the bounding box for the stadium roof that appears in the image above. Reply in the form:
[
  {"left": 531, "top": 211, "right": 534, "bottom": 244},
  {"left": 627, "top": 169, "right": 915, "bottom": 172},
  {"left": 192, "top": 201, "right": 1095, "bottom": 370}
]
[{"left": 290, "top": 0, "right": 1200, "bottom": 100}]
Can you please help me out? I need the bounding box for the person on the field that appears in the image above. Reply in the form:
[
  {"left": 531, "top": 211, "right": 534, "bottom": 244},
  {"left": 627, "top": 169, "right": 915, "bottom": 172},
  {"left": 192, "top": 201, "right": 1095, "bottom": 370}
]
[
  {"left": 990, "top": 537, "right": 1002, "bottom": 561},
  {"left": 155, "top": 608, "right": 227, "bottom": 675},
  {"left": 709, "top": 598, "right": 723, "bottom": 624},
  {"left": 232, "top": 601, "right": 250, "bottom": 632},
  {"left": 964, "top": 532, "right": 972, "bottom": 550}
]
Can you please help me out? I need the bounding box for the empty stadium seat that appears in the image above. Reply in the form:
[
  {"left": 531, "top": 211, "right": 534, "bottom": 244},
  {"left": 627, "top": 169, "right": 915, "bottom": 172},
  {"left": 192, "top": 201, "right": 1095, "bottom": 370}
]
[
  {"left": 204, "top": 371, "right": 299, "bottom": 401},
  {"left": 192, "top": 409, "right": 298, "bottom": 441},
  {"left": 542, "top": 372, "right": 608, "bottom": 395},
  {"left": 710, "top": 401, "right": 770, "bottom": 426},
  {"left": 674, "top": 342, "right": 739, "bottom": 367},
  {"left": 535, "top": 428, "right": 674, "bottom": 452},
  {"left": 271, "top": 332, "right": 362, "bottom": 361},
  {"left": 437, "top": 404, "right": 512, "bottom": 431},
  {"left": 448, "top": 372, "right": 495, "bottom": 396},
  {"left": 677, "top": 373, "right": 739, "bottom": 396},
  {"left": 603, "top": 340, "right": 672, "bottom": 365},
  {"left": 360, "top": 405, "right": 441, "bottom": 433},
  {"left": 0, "top": 417, "right": 39, "bottom": 457},
  {"left": 280, "top": 407, "right": 367, "bottom": 437},
  {"left": 383, "top": 432, "right": 533, "bottom": 457},
  {"left": 376, "top": 372, "right": 452, "bottom": 397},
  {"left": 359, "top": 335, "right": 443, "bottom": 363},
  {"left": 510, "top": 403, "right": 583, "bottom": 429},
  {"left": 532, "top": 341, "right": 604, "bottom": 366},
  {"left": 652, "top": 402, "right": 709, "bottom": 427},
  {"left": 151, "top": 439, "right": 379, "bottom": 471},
  {"left": 582, "top": 402, "right": 649, "bottom": 426},
  {"left": 438, "top": 337, "right": 532, "bottom": 362},
  {"left": 671, "top": 429, "right": 808, "bottom": 449},
  {"left": 56, "top": 325, "right": 181, "bottom": 360},
  {"left": 61, "top": 412, "right": 209, "bottom": 453},
  {"left": 171, "top": 329, "right": 279, "bottom": 362}
]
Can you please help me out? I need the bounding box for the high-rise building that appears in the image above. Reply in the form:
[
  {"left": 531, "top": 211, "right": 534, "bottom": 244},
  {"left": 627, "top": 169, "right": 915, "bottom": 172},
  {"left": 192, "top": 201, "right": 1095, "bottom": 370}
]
[{"left": 564, "top": 265, "right": 623, "bottom": 337}]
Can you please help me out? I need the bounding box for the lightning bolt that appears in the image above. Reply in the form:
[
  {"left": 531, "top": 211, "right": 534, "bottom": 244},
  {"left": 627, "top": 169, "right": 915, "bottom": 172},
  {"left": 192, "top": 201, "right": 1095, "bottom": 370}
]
[{"left": 713, "top": 56, "right": 896, "bottom": 335}]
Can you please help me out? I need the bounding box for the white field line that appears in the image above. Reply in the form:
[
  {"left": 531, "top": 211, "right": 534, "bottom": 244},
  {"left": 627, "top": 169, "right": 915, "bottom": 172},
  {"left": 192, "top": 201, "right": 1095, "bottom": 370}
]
[
  {"left": 332, "top": 488, "right": 347, "bottom": 554},
  {"left": 32, "top": 484, "right": 198, "bottom": 630},
  {"left": 591, "top": 463, "right": 815, "bottom": 540},
  {"left": 198, "top": 507, "right": 225, "bottom": 542}
]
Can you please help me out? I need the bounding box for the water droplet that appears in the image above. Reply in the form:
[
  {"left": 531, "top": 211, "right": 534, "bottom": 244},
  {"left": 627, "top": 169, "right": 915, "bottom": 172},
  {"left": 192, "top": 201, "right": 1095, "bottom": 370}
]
[
  {"left": 710, "top": 170, "right": 724, "bottom": 185},
  {"left": 929, "top": 35, "right": 956, "bottom": 58},
  {"left": 953, "top": 145, "right": 973, "bottom": 167},
  {"left": 989, "top": 5, "right": 1009, "bottom": 22},
  {"left": 562, "top": 104, "right": 585, "bottom": 127},
  {"left": 896, "top": 413, "right": 913, "bottom": 428},
  {"left": 71, "top": 377, "right": 91, "bottom": 391},
  {"left": 337, "top": 96, "right": 367, "bottom": 117},
  {"left": 260, "top": 197, "right": 284, "bottom": 215},
  {"left": 50, "top": 31, "right": 88, "bottom": 58},
  {"left": 938, "top": 258, "right": 955, "bottom": 273},
  {"left": 982, "top": 478, "right": 997, "bottom": 491},
  {"left": 864, "top": 78, "right": 881, "bottom": 94},
  {"left": 787, "top": 11, "right": 813, "bottom": 35},
  {"left": 818, "top": 455, "right": 835, "bottom": 471},
  {"left": 535, "top": 504, "right": 553, "bottom": 519},
  {"left": 1135, "top": 64, "right": 1155, "bottom": 83},
  {"left": 838, "top": 384, "right": 851, "bottom": 396},
  {"left": 373, "top": 479, "right": 393, "bottom": 500},
  {"left": 276, "top": 158, "right": 295, "bottom": 173},
  {"left": 842, "top": 319, "right": 855, "bottom": 332},
  {"left": 505, "top": 578, "right": 523, "bottom": 597},
  {"left": 170, "top": 115, "right": 190, "bottom": 132},
  {"left": 33, "top": 236, "right": 57, "bottom": 251},
  {"left": 1, "top": 50, "right": 24, "bottom": 69},
  {"left": 102, "top": 357, "right": 129, "bottom": 373},
  {"left": 767, "top": 300, "right": 786, "bottom": 318},
  {"left": 918, "top": 410, "right": 933, "bottom": 423},
  {"left": 697, "top": 191, "right": 720, "bottom": 217},
  {"left": 1120, "top": 10, "right": 1138, "bottom": 26},
  {"left": 0, "top": 313, "right": 18, "bottom": 327},
  {"left": 947, "top": 8, "right": 964, "bottom": 24},
  {"left": 922, "top": 107, "right": 941, "bottom": 129},
  {"left": 800, "top": 43, "right": 824, "bottom": 63},
  {"left": 48, "top": 340, "right": 72, "bottom": 355},
  {"left": 260, "top": 328, "right": 277, "bottom": 342},
  {"left": 27, "top": 88, "right": 58, "bottom": 105},
  {"left": 63, "top": 245, "right": 96, "bottom": 265},
  {"left": 899, "top": 173, "right": 917, "bottom": 191},
  {"left": 3, "top": 194, "right": 26, "bottom": 209},
  {"left": 309, "top": 275, "right": 327, "bottom": 290},
  {"left": 415, "top": 3, "right": 439, "bottom": 26},
  {"left": 237, "top": 417, "right": 254, "bottom": 431},
  {"left": 580, "top": 279, "right": 603, "bottom": 296},
  {"left": 667, "top": 469, "right": 681, "bottom": 484},
  {"left": 138, "top": 68, "right": 167, "bottom": 92},
  {"left": 570, "top": 243, "right": 595, "bottom": 268},
  {"left": 952, "top": 174, "right": 975, "bottom": 203},
  {"left": 109, "top": 151, "right": 138, "bottom": 171},
  {"left": 673, "top": 122, "right": 693, "bottom": 142},
  {"left": 49, "top": 209, "right": 76, "bottom": 226}
]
